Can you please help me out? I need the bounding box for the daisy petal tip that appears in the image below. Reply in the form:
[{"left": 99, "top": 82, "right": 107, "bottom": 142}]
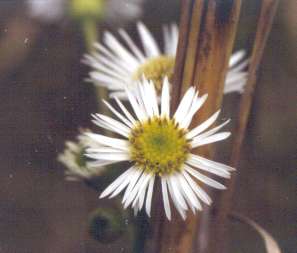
[
  {"left": 230, "top": 167, "right": 236, "bottom": 172},
  {"left": 99, "top": 193, "right": 107, "bottom": 199},
  {"left": 202, "top": 93, "right": 209, "bottom": 100},
  {"left": 206, "top": 200, "right": 212, "bottom": 206}
]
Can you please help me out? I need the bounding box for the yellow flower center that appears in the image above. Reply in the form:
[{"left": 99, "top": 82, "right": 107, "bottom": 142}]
[
  {"left": 133, "top": 56, "right": 175, "bottom": 92},
  {"left": 129, "top": 117, "right": 190, "bottom": 176}
]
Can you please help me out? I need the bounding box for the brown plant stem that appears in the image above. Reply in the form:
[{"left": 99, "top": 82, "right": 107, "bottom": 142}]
[
  {"left": 213, "top": 0, "right": 279, "bottom": 252},
  {"left": 148, "top": 1, "right": 241, "bottom": 253}
]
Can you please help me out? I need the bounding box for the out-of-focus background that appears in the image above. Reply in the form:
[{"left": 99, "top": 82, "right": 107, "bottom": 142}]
[{"left": 0, "top": 0, "right": 296, "bottom": 252}]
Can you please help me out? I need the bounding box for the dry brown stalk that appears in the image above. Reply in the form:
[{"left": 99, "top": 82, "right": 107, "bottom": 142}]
[
  {"left": 213, "top": 0, "right": 279, "bottom": 252},
  {"left": 147, "top": 1, "right": 242, "bottom": 253}
]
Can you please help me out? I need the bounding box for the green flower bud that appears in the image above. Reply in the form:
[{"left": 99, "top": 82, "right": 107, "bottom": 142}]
[
  {"left": 69, "top": 0, "right": 105, "bottom": 20},
  {"left": 88, "top": 207, "right": 125, "bottom": 243}
]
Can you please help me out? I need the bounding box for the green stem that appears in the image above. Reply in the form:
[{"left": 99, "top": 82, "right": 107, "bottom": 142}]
[
  {"left": 82, "top": 18, "right": 97, "bottom": 51},
  {"left": 81, "top": 18, "right": 108, "bottom": 116}
]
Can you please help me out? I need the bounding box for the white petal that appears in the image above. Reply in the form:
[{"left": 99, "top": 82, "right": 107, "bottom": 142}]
[
  {"left": 87, "top": 159, "right": 122, "bottom": 168},
  {"left": 191, "top": 132, "right": 231, "bottom": 148},
  {"left": 225, "top": 72, "right": 248, "bottom": 85},
  {"left": 180, "top": 94, "right": 208, "bottom": 129},
  {"left": 85, "top": 152, "right": 129, "bottom": 161},
  {"left": 163, "top": 25, "right": 171, "bottom": 55},
  {"left": 228, "top": 50, "right": 246, "bottom": 67},
  {"left": 137, "top": 81, "right": 154, "bottom": 117},
  {"left": 90, "top": 71, "right": 125, "bottom": 87},
  {"left": 138, "top": 186, "right": 146, "bottom": 210},
  {"left": 192, "top": 154, "right": 235, "bottom": 172},
  {"left": 100, "top": 167, "right": 135, "bottom": 198},
  {"left": 194, "top": 119, "right": 230, "bottom": 139},
  {"left": 148, "top": 80, "right": 159, "bottom": 117},
  {"left": 161, "top": 77, "right": 170, "bottom": 117},
  {"left": 169, "top": 23, "right": 179, "bottom": 56},
  {"left": 163, "top": 23, "right": 178, "bottom": 56},
  {"left": 167, "top": 177, "right": 187, "bottom": 220},
  {"left": 132, "top": 173, "right": 151, "bottom": 208},
  {"left": 118, "top": 28, "right": 146, "bottom": 62},
  {"left": 174, "top": 87, "right": 196, "bottom": 124},
  {"left": 133, "top": 204, "right": 139, "bottom": 216},
  {"left": 126, "top": 88, "right": 147, "bottom": 122},
  {"left": 84, "top": 51, "right": 129, "bottom": 77},
  {"left": 114, "top": 97, "right": 137, "bottom": 125},
  {"left": 186, "top": 156, "right": 231, "bottom": 178},
  {"left": 124, "top": 172, "right": 150, "bottom": 209},
  {"left": 109, "top": 167, "right": 138, "bottom": 198},
  {"left": 168, "top": 175, "right": 188, "bottom": 210},
  {"left": 182, "top": 170, "right": 212, "bottom": 205},
  {"left": 224, "top": 79, "right": 246, "bottom": 94},
  {"left": 94, "top": 42, "right": 132, "bottom": 73},
  {"left": 145, "top": 175, "right": 155, "bottom": 217},
  {"left": 186, "top": 110, "right": 221, "bottom": 139},
  {"left": 161, "top": 177, "right": 171, "bottom": 220},
  {"left": 103, "top": 32, "right": 139, "bottom": 69},
  {"left": 92, "top": 114, "right": 130, "bottom": 137},
  {"left": 137, "top": 22, "right": 160, "bottom": 57},
  {"left": 122, "top": 169, "right": 143, "bottom": 203},
  {"left": 87, "top": 57, "right": 127, "bottom": 80},
  {"left": 110, "top": 91, "right": 129, "bottom": 100},
  {"left": 178, "top": 173, "right": 202, "bottom": 212},
  {"left": 228, "top": 59, "right": 249, "bottom": 74},
  {"left": 102, "top": 100, "right": 133, "bottom": 128},
  {"left": 86, "top": 133, "right": 129, "bottom": 151},
  {"left": 185, "top": 165, "right": 226, "bottom": 190}
]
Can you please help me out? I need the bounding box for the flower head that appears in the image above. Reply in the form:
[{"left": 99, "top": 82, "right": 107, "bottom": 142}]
[
  {"left": 84, "top": 22, "right": 248, "bottom": 99},
  {"left": 27, "top": 0, "right": 66, "bottom": 23},
  {"left": 58, "top": 130, "right": 104, "bottom": 181},
  {"left": 86, "top": 78, "right": 235, "bottom": 220}
]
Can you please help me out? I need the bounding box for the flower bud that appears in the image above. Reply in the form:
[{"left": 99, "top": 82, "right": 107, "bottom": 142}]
[{"left": 88, "top": 207, "right": 125, "bottom": 243}]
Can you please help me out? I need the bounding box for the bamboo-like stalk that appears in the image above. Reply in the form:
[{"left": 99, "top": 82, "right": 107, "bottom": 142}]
[
  {"left": 148, "top": 1, "right": 241, "bottom": 253},
  {"left": 213, "top": 1, "right": 279, "bottom": 252}
]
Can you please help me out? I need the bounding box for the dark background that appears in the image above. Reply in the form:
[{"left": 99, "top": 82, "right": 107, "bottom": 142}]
[{"left": 0, "top": 0, "right": 296, "bottom": 252}]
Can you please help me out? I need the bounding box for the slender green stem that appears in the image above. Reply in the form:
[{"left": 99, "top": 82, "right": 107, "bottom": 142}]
[
  {"left": 81, "top": 18, "right": 108, "bottom": 115},
  {"left": 82, "top": 18, "right": 97, "bottom": 51}
]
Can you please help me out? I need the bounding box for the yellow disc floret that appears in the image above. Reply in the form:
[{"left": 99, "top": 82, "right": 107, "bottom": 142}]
[
  {"left": 133, "top": 56, "right": 175, "bottom": 92},
  {"left": 129, "top": 117, "right": 190, "bottom": 176}
]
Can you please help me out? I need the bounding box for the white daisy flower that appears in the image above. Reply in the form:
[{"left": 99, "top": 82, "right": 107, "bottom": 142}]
[
  {"left": 86, "top": 78, "right": 235, "bottom": 220},
  {"left": 58, "top": 130, "right": 104, "bottom": 181},
  {"left": 84, "top": 22, "right": 249, "bottom": 99},
  {"left": 27, "top": 0, "right": 144, "bottom": 24}
]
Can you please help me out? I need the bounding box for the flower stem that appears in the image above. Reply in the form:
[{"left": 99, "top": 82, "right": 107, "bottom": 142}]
[{"left": 81, "top": 18, "right": 109, "bottom": 116}]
